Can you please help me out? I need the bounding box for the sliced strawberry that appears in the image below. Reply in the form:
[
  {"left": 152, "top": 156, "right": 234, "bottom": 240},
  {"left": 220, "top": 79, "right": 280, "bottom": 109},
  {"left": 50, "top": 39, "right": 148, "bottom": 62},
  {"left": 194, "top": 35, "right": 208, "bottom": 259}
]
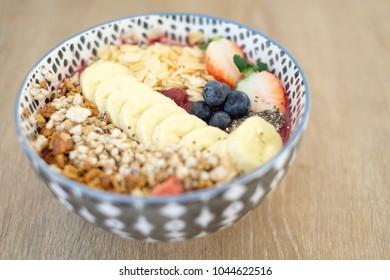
[
  {"left": 160, "top": 88, "right": 193, "bottom": 112},
  {"left": 204, "top": 38, "right": 244, "bottom": 87},
  {"left": 151, "top": 176, "right": 184, "bottom": 196},
  {"left": 234, "top": 55, "right": 287, "bottom": 113},
  {"left": 161, "top": 88, "right": 188, "bottom": 106},
  {"left": 182, "top": 100, "right": 193, "bottom": 113},
  {"left": 236, "top": 71, "right": 287, "bottom": 113}
]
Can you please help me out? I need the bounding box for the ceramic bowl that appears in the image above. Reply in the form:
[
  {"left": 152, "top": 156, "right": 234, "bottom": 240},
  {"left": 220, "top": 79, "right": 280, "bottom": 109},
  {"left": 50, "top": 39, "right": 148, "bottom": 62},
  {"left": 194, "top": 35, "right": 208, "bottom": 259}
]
[{"left": 15, "top": 13, "right": 310, "bottom": 242}]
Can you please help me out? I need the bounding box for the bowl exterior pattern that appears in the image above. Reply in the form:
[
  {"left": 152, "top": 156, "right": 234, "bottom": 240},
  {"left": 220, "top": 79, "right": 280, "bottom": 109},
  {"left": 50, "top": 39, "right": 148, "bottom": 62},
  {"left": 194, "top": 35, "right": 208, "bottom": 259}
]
[{"left": 16, "top": 14, "right": 309, "bottom": 241}]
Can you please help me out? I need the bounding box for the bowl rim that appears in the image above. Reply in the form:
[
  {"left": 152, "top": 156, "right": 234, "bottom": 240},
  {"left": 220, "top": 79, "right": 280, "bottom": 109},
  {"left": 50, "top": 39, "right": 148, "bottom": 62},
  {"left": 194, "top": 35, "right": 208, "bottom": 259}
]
[{"left": 14, "top": 12, "right": 310, "bottom": 205}]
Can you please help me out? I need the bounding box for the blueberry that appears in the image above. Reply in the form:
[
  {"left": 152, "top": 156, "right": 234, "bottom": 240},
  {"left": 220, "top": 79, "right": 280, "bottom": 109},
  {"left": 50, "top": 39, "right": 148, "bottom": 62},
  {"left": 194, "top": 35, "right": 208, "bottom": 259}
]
[
  {"left": 209, "top": 111, "right": 232, "bottom": 129},
  {"left": 223, "top": 90, "right": 250, "bottom": 119},
  {"left": 190, "top": 101, "right": 212, "bottom": 122},
  {"left": 203, "top": 80, "right": 231, "bottom": 107}
]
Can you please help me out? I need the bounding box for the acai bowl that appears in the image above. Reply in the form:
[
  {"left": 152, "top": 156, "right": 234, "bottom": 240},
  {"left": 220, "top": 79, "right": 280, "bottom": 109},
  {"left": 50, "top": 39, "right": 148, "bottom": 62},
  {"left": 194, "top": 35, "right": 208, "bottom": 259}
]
[{"left": 15, "top": 13, "right": 310, "bottom": 241}]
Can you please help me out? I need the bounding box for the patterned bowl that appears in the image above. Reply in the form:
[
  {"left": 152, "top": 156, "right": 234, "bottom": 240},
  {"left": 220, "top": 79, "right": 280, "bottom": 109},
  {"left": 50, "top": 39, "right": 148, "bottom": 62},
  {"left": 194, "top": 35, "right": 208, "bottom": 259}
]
[{"left": 15, "top": 13, "right": 310, "bottom": 242}]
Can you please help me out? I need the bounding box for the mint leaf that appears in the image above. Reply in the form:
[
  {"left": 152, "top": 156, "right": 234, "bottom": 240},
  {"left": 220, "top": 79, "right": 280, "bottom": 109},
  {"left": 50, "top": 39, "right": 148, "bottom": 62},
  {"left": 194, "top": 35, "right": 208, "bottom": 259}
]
[
  {"left": 233, "top": 55, "right": 249, "bottom": 72},
  {"left": 256, "top": 61, "right": 268, "bottom": 72},
  {"left": 233, "top": 55, "right": 269, "bottom": 77},
  {"left": 199, "top": 41, "right": 209, "bottom": 51}
]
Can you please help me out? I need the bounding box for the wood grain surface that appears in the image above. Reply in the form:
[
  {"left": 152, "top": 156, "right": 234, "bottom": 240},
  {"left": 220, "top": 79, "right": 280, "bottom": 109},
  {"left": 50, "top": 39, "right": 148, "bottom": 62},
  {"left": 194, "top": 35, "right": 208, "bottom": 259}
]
[{"left": 1, "top": 0, "right": 389, "bottom": 260}]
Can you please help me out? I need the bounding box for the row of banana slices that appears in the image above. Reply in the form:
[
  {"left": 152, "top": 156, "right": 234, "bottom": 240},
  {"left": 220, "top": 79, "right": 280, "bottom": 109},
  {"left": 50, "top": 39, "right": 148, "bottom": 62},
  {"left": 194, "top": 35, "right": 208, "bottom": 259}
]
[{"left": 80, "top": 61, "right": 283, "bottom": 172}]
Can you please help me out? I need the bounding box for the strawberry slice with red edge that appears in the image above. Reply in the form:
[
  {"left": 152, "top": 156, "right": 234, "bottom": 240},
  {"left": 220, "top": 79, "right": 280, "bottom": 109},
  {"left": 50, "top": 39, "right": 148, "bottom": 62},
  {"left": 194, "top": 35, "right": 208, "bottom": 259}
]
[
  {"left": 202, "top": 37, "right": 245, "bottom": 87},
  {"left": 151, "top": 176, "right": 184, "bottom": 196},
  {"left": 234, "top": 55, "right": 287, "bottom": 113},
  {"left": 160, "top": 88, "right": 193, "bottom": 113}
]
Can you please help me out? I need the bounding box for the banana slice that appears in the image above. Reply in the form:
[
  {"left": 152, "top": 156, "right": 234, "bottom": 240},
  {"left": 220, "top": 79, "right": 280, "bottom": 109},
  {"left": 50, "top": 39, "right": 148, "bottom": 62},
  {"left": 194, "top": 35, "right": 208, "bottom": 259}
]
[
  {"left": 226, "top": 116, "right": 282, "bottom": 172},
  {"left": 94, "top": 75, "right": 139, "bottom": 112},
  {"left": 208, "top": 138, "right": 227, "bottom": 155},
  {"left": 180, "top": 126, "right": 228, "bottom": 149},
  {"left": 80, "top": 61, "right": 132, "bottom": 101},
  {"left": 118, "top": 93, "right": 175, "bottom": 139},
  {"left": 208, "top": 139, "right": 237, "bottom": 173},
  {"left": 105, "top": 83, "right": 155, "bottom": 126},
  {"left": 136, "top": 103, "right": 187, "bottom": 144},
  {"left": 152, "top": 114, "right": 207, "bottom": 148}
]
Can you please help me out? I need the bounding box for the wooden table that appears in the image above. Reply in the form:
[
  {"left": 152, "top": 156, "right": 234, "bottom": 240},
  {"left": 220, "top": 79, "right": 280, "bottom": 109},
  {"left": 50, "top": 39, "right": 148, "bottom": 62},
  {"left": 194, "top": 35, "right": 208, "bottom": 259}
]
[{"left": 1, "top": 0, "right": 389, "bottom": 259}]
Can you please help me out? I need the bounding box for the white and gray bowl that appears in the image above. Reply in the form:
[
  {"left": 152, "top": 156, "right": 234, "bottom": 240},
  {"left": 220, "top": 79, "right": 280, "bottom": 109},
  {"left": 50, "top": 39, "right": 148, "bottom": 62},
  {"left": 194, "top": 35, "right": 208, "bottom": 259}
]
[{"left": 15, "top": 13, "right": 310, "bottom": 242}]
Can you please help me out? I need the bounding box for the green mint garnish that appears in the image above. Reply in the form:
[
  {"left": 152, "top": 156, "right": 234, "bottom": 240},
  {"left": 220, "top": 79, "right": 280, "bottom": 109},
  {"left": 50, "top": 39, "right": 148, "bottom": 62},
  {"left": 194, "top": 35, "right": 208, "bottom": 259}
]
[
  {"left": 256, "top": 61, "right": 268, "bottom": 72},
  {"left": 233, "top": 54, "right": 268, "bottom": 77}
]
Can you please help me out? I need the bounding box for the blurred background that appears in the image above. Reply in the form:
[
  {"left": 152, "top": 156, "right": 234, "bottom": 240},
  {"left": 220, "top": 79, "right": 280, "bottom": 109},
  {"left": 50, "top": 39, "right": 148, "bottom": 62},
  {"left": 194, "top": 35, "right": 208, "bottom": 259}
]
[{"left": 0, "top": 0, "right": 389, "bottom": 259}]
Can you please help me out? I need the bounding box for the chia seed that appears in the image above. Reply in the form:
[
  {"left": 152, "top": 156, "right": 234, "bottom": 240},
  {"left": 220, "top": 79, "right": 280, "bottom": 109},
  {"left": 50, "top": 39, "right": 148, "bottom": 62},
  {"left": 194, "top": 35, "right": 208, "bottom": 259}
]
[{"left": 226, "top": 110, "right": 286, "bottom": 133}]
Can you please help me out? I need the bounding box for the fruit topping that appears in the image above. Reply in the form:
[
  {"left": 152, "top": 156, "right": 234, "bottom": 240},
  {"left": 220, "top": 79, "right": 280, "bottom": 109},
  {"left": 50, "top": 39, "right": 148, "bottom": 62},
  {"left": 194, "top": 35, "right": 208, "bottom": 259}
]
[
  {"left": 151, "top": 176, "right": 184, "bottom": 196},
  {"left": 180, "top": 126, "right": 228, "bottom": 150},
  {"left": 137, "top": 103, "right": 186, "bottom": 144},
  {"left": 190, "top": 101, "right": 212, "bottom": 122},
  {"left": 161, "top": 88, "right": 193, "bottom": 112},
  {"left": 104, "top": 84, "right": 157, "bottom": 127},
  {"left": 190, "top": 80, "right": 252, "bottom": 130},
  {"left": 203, "top": 80, "right": 231, "bottom": 107},
  {"left": 227, "top": 116, "right": 283, "bottom": 173},
  {"left": 152, "top": 114, "right": 207, "bottom": 148},
  {"left": 209, "top": 111, "right": 232, "bottom": 130},
  {"left": 234, "top": 55, "right": 287, "bottom": 113},
  {"left": 203, "top": 37, "right": 245, "bottom": 87},
  {"left": 93, "top": 75, "right": 139, "bottom": 112},
  {"left": 161, "top": 88, "right": 188, "bottom": 107},
  {"left": 118, "top": 91, "right": 174, "bottom": 139},
  {"left": 80, "top": 61, "right": 132, "bottom": 101},
  {"left": 223, "top": 90, "right": 251, "bottom": 119}
]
